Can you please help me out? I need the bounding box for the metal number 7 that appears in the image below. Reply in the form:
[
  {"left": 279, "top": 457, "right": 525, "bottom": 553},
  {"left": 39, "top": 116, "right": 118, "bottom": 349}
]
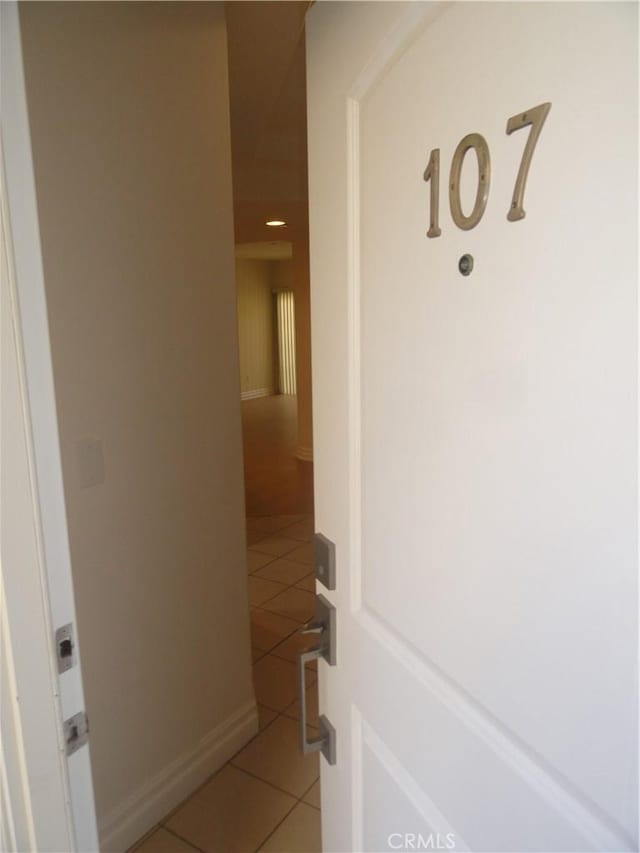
[{"left": 506, "top": 102, "right": 551, "bottom": 221}]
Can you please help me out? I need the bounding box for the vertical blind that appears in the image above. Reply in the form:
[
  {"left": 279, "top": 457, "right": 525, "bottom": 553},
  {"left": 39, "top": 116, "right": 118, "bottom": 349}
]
[{"left": 276, "top": 290, "right": 297, "bottom": 395}]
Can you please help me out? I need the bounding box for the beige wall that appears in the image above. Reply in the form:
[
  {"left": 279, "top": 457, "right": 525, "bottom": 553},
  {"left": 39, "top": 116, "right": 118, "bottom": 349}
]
[
  {"left": 18, "top": 3, "right": 255, "bottom": 849},
  {"left": 235, "top": 258, "right": 275, "bottom": 397},
  {"left": 272, "top": 258, "right": 294, "bottom": 291},
  {"left": 235, "top": 256, "right": 299, "bottom": 400}
]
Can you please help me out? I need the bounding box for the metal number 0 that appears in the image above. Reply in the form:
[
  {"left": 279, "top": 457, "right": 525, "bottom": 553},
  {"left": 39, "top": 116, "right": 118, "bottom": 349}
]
[{"left": 448, "top": 133, "right": 491, "bottom": 231}]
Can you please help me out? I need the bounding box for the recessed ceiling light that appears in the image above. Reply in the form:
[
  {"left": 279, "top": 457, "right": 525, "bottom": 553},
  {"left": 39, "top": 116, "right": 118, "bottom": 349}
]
[{"left": 265, "top": 220, "right": 287, "bottom": 227}]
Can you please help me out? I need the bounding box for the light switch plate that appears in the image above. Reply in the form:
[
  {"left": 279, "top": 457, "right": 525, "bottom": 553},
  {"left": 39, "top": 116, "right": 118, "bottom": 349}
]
[{"left": 313, "top": 533, "right": 336, "bottom": 591}]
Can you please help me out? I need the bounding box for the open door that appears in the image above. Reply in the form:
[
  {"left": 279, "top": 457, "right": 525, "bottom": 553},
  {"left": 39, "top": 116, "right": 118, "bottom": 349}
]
[{"left": 306, "top": 3, "right": 637, "bottom": 851}]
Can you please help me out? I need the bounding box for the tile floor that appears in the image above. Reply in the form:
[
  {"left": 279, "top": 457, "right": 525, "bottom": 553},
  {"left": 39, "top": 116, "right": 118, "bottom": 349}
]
[{"left": 132, "top": 513, "right": 321, "bottom": 853}]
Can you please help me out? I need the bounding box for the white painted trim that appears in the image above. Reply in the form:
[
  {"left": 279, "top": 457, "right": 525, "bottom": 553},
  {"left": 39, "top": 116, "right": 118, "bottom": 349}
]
[
  {"left": 1, "top": 4, "right": 99, "bottom": 848},
  {"left": 295, "top": 445, "right": 313, "bottom": 462},
  {"left": 241, "top": 387, "right": 274, "bottom": 401},
  {"left": 99, "top": 699, "right": 258, "bottom": 853},
  {"left": 0, "top": 576, "right": 36, "bottom": 852},
  {"left": 1, "top": 159, "right": 77, "bottom": 850}
]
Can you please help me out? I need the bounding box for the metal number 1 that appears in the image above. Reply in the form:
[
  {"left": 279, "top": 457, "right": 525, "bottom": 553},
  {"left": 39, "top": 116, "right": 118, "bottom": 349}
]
[
  {"left": 423, "top": 148, "right": 442, "bottom": 238},
  {"left": 506, "top": 102, "right": 551, "bottom": 221}
]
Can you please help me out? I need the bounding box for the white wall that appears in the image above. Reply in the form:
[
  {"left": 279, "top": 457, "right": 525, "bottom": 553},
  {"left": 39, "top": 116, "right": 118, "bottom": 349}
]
[
  {"left": 18, "top": 3, "right": 256, "bottom": 849},
  {"left": 235, "top": 258, "right": 276, "bottom": 398}
]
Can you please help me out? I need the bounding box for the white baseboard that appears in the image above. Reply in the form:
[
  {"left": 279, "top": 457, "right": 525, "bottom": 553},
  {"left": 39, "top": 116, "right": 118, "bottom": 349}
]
[
  {"left": 99, "top": 698, "right": 258, "bottom": 852},
  {"left": 295, "top": 445, "right": 313, "bottom": 462},
  {"left": 240, "top": 387, "right": 273, "bottom": 401}
]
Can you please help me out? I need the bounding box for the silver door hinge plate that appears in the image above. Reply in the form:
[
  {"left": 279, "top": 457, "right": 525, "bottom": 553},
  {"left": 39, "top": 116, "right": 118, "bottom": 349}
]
[
  {"left": 64, "top": 711, "right": 89, "bottom": 756},
  {"left": 55, "top": 623, "right": 76, "bottom": 674}
]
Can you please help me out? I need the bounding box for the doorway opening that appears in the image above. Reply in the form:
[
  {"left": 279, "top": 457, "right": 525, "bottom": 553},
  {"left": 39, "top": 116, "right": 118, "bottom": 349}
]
[
  {"left": 224, "top": 0, "right": 321, "bottom": 844},
  {"left": 135, "top": 2, "right": 320, "bottom": 849}
]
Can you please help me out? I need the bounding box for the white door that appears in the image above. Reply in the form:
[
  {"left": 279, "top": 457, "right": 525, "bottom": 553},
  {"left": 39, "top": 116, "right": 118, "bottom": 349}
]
[{"left": 306, "top": 3, "right": 637, "bottom": 851}]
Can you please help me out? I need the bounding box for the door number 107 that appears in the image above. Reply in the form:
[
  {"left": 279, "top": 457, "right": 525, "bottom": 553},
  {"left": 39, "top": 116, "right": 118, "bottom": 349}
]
[{"left": 423, "top": 102, "right": 551, "bottom": 236}]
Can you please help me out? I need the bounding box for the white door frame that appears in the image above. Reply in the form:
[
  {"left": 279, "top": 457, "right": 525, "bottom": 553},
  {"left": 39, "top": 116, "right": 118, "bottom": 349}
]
[{"left": 1, "top": 3, "right": 99, "bottom": 849}]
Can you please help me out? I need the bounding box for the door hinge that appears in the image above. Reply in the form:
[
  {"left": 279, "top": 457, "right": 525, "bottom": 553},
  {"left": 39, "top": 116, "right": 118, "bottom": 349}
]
[{"left": 63, "top": 711, "right": 89, "bottom": 756}]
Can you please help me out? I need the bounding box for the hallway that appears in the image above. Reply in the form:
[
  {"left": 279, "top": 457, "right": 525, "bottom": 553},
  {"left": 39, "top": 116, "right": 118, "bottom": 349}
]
[{"left": 133, "top": 396, "right": 319, "bottom": 852}]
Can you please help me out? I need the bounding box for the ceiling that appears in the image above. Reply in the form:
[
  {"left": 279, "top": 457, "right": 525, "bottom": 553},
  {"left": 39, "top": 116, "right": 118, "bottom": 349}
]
[{"left": 225, "top": 1, "right": 310, "bottom": 245}]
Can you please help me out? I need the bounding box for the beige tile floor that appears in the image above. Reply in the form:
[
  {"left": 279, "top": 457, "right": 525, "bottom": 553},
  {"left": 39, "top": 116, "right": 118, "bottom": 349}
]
[{"left": 132, "top": 514, "right": 321, "bottom": 853}]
